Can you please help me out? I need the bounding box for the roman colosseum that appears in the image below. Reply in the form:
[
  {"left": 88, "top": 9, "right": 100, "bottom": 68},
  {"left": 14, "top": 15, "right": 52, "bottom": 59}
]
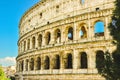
[{"left": 16, "top": 0, "right": 116, "bottom": 80}]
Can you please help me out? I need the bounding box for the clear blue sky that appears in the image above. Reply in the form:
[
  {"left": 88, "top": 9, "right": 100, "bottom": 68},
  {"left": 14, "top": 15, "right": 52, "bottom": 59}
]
[{"left": 0, "top": 0, "right": 39, "bottom": 58}]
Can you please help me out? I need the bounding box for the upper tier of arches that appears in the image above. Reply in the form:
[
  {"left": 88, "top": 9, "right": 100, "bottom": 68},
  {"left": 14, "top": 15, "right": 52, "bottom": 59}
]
[{"left": 19, "top": 0, "right": 114, "bottom": 37}]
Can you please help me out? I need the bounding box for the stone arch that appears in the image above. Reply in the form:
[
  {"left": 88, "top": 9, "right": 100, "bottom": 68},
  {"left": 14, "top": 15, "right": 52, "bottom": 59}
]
[
  {"left": 27, "top": 39, "right": 30, "bottom": 50},
  {"left": 21, "top": 60, "right": 24, "bottom": 71},
  {"left": 80, "top": 52, "right": 88, "bottom": 69},
  {"left": 45, "top": 32, "right": 51, "bottom": 45},
  {"left": 94, "top": 21, "right": 104, "bottom": 37},
  {"left": 96, "top": 50, "right": 105, "bottom": 69},
  {"left": 44, "top": 56, "right": 50, "bottom": 69},
  {"left": 32, "top": 36, "right": 36, "bottom": 49},
  {"left": 24, "top": 41, "right": 26, "bottom": 51},
  {"left": 25, "top": 59, "right": 29, "bottom": 71},
  {"left": 65, "top": 53, "right": 73, "bottom": 69},
  {"left": 36, "top": 57, "right": 41, "bottom": 70},
  {"left": 30, "top": 58, "right": 34, "bottom": 71},
  {"left": 54, "top": 29, "right": 61, "bottom": 43},
  {"left": 18, "top": 62, "right": 21, "bottom": 72},
  {"left": 79, "top": 26, "right": 87, "bottom": 39},
  {"left": 53, "top": 55, "right": 60, "bottom": 69},
  {"left": 38, "top": 34, "right": 42, "bottom": 47},
  {"left": 67, "top": 27, "right": 73, "bottom": 40},
  {"left": 80, "top": 0, "right": 85, "bottom": 4}
]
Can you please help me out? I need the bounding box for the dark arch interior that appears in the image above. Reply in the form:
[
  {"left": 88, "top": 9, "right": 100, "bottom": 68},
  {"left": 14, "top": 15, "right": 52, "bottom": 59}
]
[
  {"left": 96, "top": 51, "right": 105, "bottom": 68},
  {"left": 30, "top": 58, "right": 34, "bottom": 71},
  {"left": 66, "top": 54, "right": 73, "bottom": 69},
  {"left": 32, "top": 37, "right": 36, "bottom": 48},
  {"left": 38, "top": 34, "right": 42, "bottom": 47},
  {"left": 80, "top": 52, "right": 87, "bottom": 69},
  {"left": 55, "top": 29, "right": 61, "bottom": 43},
  {"left": 46, "top": 32, "right": 51, "bottom": 45},
  {"left": 44, "top": 56, "right": 50, "bottom": 69},
  {"left": 36, "top": 57, "right": 41, "bottom": 70},
  {"left": 54, "top": 55, "right": 60, "bottom": 69}
]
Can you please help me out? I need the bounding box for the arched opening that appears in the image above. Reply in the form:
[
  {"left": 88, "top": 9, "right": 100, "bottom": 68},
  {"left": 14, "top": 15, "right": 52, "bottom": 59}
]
[
  {"left": 45, "top": 32, "right": 51, "bottom": 45},
  {"left": 44, "top": 56, "right": 50, "bottom": 70},
  {"left": 54, "top": 55, "right": 60, "bottom": 69},
  {"left": 19, "top": 63, "right": 20, "bottom": 72},
  {"left": 66, "top": 54, "right": 73, "bottom": 69},
  {"left": 24, "top": 41, "right": 26, "bottom": 51},
  {"left": 80, "top": 52, "right": 88, "bottom": 69},
  {"left": 79, "top": 26, "right": 87, "bottom": 39},
  {"left": 25, "top": 59, "right": 29, "bottom": 71},
  {"left": 21, "top": 61, "right": 24, "bottom": 71},
  {"left": 32, "top": 37, "right": 36, "bottom": 49},
  {"left": 36, "top": 57, "right": 41, "bottom": 70},
  {"left": 96, "top": 50, "right": 105, "bottom": 69},
  {"left": 55, "top": 29, "right": 61, "bottom": 43},
  {"left": 81, "top": 0, "right": 84, "bottom": 4},
  {"left": 27, "top": 39, "right": 30, "bottom": 50},
  {"left": 30, "top": 58, "right": 34, "bottom": 71},
  {"left": 68, "top": 27, "right": 73, "bottom": 40},
  {"left": 38, "top": 34, "right": 42, "bottom": 47},
  {"left": 94, "top": 21, "right": 104, "bottom": 37}
]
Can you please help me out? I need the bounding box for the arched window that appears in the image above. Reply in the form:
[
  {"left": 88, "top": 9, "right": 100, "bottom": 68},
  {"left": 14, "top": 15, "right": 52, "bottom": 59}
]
[
  {"left": 19, "top": 63, "right": 21, "bottom": 72},
  {"left": 21, "top": 61, "right": 24, "bottom": 71},
  {"left": 94, "top": 21, "right": 104, "bottom": 37},
  {"left": 55, "top": 29, "right": 61, "bottom": 43},
  {"left": 30, "top": 58, "right": 34, "bottom": 71},
  {"left": 66, "top": 54, "right": 72, "bottom": 69},
  {"left": 96, "top": 50, "right": 105, "bottom": 69},
  {"left": 32, "top": 37, "right": 36, "bottom": 49},
  {"left": 68, "top": 27, "right": 73, "bottom": 40},
  {"left": 79, "top": 26, "right": 87, "bottom": 39},
  {"left": 44, "top": 56, "right": 50, "bottom": 69},
  {"left": 36, "top": 57, "right": 41, "bottom": 70},
  {"left": 25, "top": 59, "right": 29, "bottom": 71},
  {"left": 45, "top": 32, "right": 51, "bottom": 45},
  {"left": 54, "top": 55, "right": 60, "bottom": 69},
  {"left": 81, "top": 0, "right": 84, "bottom": 4},
  {"left": 80, "top": 52, "right": 87, "bottom": 69},
  {"left": 27, "top": 39, "right": 30, "bottom": 50},
  {"left": 24, "top": 41, "right": 26, "bottom": 51},
  {"left": 38, "top": 34, "right": 42, "bottom": 47}
]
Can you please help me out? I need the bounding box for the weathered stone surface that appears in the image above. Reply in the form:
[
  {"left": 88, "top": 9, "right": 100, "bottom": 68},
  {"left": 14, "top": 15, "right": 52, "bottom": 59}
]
[{"left": 16, "top": 0, "right": 115, "bottom": 80}]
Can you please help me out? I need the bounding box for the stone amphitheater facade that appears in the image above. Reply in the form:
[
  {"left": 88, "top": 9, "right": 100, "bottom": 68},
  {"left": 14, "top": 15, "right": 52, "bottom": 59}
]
[{"left": 16, "top": 0, "right": 116, "bottom": 80}]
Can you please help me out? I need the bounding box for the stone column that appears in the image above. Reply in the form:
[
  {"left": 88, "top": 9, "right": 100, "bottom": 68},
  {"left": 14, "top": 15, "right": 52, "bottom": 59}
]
[
  {"left": 60, "top": 51, "right": 64, "bottom": 69},
  {"left": 61, "top": 26, "right": 65, "bottom": 43},
  {"left": 50, "top": 55, "right": 54, "bottom": 69},
  {"left": 73, "top": 49, "right": 79, "bottom": 69},
  {"left": 41, "top": 55, "right": 44, "bottom": 70},
  {"left": 87, "top": 14, "right": 92, "bottom": 40},
  {"left": 42, "top": 31, "right": 46, "bottom": 46},
  {"left": 73, "top": 23, "right": 77, "bottom": 41},
  {"left": 87, "top": 49, "right": 96, "bottom": 73},
  {"left": 105, "top": 16, "right": 110, "bottom": 40}
]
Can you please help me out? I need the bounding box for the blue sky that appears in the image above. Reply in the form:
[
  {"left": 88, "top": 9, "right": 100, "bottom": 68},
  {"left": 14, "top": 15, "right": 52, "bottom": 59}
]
[{"left": 0, "top": 0, "right": 39, "bottom": 66}]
